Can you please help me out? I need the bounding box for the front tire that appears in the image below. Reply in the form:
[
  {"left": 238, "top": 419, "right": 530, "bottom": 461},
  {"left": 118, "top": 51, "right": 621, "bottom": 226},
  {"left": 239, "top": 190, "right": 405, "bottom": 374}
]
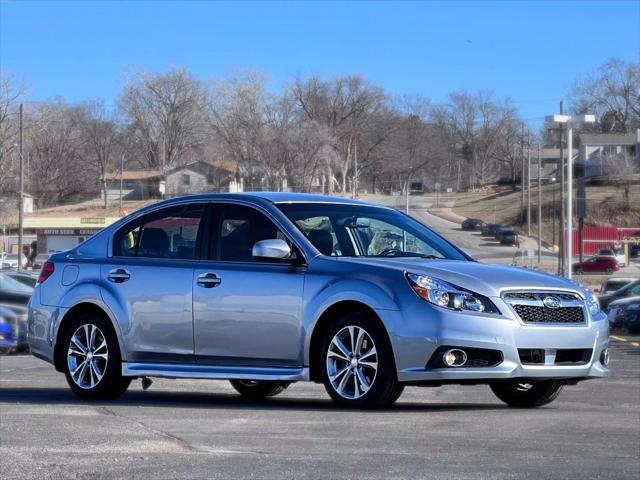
[
  {"left": 63, "top": 314, "right": 131, "bottom": 400},
  {"left": 229, "top": 380, "right": 290, "bottom": 399},
  {"left": 320, "top": 312, "right": 403, "bottom": 408},
  {"left": 490, "top": 380, "right": 563, "bottom": 408}
]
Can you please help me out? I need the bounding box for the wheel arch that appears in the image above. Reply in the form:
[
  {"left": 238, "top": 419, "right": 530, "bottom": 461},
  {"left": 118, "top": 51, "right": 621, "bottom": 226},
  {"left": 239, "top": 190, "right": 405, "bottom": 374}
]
[
  {"left": 53, "top": 301, "right": 124, "bottom": 372},
  {"left": 307, "top": 300, "right": 396, "bottom": 383}
]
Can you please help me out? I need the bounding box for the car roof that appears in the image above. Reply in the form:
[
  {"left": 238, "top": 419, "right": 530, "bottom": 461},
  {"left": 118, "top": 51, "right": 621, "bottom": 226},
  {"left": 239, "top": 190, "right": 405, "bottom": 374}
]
[{"left": 138, "top": 192, "right": 382, "bottom": 212}]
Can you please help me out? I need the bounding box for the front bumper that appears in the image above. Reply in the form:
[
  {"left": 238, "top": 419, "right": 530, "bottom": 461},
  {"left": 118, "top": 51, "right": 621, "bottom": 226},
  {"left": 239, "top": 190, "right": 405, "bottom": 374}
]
[{"left": 380, "top": 298, "right": 610, "bottom": 384}]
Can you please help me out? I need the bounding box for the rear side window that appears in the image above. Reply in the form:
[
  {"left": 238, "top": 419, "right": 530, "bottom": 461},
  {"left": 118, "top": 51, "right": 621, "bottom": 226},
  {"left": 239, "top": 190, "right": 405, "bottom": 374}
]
[{"left": 113, "top": 204, "right": 204, "bottom": 259}]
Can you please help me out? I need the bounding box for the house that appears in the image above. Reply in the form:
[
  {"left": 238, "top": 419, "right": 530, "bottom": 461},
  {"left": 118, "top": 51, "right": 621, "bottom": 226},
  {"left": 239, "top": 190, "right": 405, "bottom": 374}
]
[
  {"left": 165, "top": 160, "right": 242, "bottom": 196},
  {"left": 103, "top": 160, "right": 242, "bottom": 201},
  {"left": 578, "top": 129, "right": 640, "bottom": 177},
  {"left": 103, "top": 170, "right": 163, "bottom": 201}
]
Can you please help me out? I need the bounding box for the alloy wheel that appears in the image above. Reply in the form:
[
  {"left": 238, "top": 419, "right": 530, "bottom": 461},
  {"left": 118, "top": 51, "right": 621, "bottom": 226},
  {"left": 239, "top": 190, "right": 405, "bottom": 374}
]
[
  {"left": 326, "top": 325, "right": 378, "bottom": 399},
  {"left": 67, "top": 324, "right": 108, "bottom": 389}
]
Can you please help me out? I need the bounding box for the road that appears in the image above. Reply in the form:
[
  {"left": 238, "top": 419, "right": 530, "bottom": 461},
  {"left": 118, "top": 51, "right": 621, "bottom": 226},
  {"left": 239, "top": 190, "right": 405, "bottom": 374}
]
[{"left": 1, "top": 337, "right": 639, "bottom": 479}]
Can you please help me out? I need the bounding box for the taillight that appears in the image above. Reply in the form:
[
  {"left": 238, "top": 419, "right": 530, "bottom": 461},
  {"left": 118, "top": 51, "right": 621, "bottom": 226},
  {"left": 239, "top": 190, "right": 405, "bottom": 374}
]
[{"left": 37, "top": 261, "right": 55, "bottom": 284}]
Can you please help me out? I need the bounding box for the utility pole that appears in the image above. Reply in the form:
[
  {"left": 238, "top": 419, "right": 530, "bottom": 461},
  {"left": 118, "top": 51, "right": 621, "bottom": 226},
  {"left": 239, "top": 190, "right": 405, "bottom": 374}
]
[
  {"left": 119, "top": 152, "right": 125, "bottom": 214},
  {"left": 537, "top": 144, "right": 542, "bottom": 263},
  {"left": 520, "top": 122, "right": 525, "bottom": 223},
  {"left": 18, "top": 103, "right": 24, "bottom": 271},
  {"left": 405, "top": 168, "right": 412, "bottom": 214},
  {"left": 527, "top": 130, "right": 531, "bottom": 237},
  {"left": 352, "top": 140, "right": 358, "bottom": 199}
]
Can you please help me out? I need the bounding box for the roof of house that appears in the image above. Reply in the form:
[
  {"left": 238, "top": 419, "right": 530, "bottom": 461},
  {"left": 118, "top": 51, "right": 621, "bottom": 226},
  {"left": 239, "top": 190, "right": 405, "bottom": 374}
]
[
  {"left": 579, "top": 131, "right": 639, "bottom": 146},
  {"left": 103, "top": 170, "right": 162, "bottom": 181},
  {"left": 103, "top": 160, "right": 238, "bottom": 181},
  {"left": 167, "top": 160, "right": 238, "bottom": 177}
]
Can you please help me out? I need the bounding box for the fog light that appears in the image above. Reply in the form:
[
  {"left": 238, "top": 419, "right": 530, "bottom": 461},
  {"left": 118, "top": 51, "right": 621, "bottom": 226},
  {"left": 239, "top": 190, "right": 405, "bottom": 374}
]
[
  {"left": 443, "top": 349, "right": 467, "bottom": 367},
  {"left": 600, "top": 348, "right": 610, "bottom": 367}
]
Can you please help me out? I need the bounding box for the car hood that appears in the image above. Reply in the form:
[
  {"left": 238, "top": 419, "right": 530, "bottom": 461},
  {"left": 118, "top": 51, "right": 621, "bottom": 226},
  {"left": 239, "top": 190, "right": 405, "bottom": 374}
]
[{"left": 335, "top": 258, "right": 584, "bottom": 298}]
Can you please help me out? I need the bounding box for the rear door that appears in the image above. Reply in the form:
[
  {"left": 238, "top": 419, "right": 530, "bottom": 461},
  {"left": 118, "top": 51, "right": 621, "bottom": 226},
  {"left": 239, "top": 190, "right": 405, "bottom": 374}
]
[
  {"left": 193, "top": 202, "right": 305, "bottom": 367},
  {"left": 102, "top": 203, "right": 207, "bottom": 363}
]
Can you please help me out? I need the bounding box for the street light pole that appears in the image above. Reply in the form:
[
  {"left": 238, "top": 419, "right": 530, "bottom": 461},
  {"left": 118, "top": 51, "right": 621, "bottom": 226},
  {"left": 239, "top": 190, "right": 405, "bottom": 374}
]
[
  {"left": 566, "top": 125, "right": 574, "bottom": 279},
  {"left": 527, "top": 130, "right": 531, "bottom": 236},
  {"left": 545, "top": 113, "right": 595, "bottom": 279},
  {"left": 18, "top": 103, "right": 24, "bottom": 271},
  {"left": 537, "top": 144, "right": 542, "bottom": 264}
]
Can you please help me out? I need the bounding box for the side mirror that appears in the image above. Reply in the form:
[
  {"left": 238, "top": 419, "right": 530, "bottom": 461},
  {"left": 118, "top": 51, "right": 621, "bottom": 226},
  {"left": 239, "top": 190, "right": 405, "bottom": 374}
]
[{"left": 252, "top": 239, "right": 292, "bottom": 261}]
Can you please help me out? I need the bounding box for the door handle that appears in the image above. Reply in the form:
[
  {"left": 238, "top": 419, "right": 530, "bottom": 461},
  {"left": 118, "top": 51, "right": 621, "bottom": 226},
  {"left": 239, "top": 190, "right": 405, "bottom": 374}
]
[
  {"left": 108, "top": 268, "right": 131, "bottom": 283},
  {"left": 197, "top": 273, "right": 221, "bottom": 288}
]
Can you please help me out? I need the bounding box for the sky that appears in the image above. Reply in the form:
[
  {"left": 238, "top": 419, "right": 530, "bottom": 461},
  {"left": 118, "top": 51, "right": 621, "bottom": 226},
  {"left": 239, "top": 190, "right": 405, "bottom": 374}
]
[{"left": 0, "top": 0, "right": 638, "bottom": 126}]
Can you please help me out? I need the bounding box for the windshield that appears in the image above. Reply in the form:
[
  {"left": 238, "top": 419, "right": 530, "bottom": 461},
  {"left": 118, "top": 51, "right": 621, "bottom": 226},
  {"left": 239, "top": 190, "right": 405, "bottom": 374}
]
[
  {"left": 0, "top": 273, "right": 34, "bottom": 294},
  {"left": 277, "top": 203, "right": 469, "bottom": 260}
]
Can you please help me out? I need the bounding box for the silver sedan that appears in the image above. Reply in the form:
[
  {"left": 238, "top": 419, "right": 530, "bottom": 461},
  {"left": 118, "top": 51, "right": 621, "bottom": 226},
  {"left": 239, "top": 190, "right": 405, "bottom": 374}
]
[{"left": 28, "top": 193, "right": 609, "bottom": 408}]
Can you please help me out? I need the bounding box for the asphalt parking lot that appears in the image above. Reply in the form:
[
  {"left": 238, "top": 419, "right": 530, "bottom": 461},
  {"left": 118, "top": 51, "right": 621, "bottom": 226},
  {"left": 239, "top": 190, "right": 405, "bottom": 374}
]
[{"left": 1, "top": 338, "right": 639, "bottom": 480}]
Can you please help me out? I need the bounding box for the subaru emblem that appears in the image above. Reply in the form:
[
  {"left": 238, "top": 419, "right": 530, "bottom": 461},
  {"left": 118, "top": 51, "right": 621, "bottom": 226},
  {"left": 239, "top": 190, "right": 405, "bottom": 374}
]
[{"left": 542, "top": 296, "right": 561, "bottom": 309}]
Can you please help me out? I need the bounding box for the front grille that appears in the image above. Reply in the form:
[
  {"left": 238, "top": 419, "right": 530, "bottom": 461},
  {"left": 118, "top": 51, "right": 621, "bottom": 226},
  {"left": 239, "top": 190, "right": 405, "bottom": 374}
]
[
  {"left": 504, "top": 292, "right": 580, "bottom": 301},
  {"left": 513, "top": 304, "right": 584, "bottom": 324}
]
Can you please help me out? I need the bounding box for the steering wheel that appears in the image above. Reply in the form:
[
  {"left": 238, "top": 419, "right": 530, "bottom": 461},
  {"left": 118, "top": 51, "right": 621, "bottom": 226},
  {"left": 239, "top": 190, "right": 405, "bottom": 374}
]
[{"left": 377, "top": 248, "right": 402, "bottom": 257}]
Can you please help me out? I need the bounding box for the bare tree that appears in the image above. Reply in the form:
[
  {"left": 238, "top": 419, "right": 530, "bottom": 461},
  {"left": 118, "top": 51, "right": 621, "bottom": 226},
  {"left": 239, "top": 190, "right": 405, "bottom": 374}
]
[
  {"left": 0, "top": 74, "right": 26, "bottom": 195},
  {"left": 26, "top": 102, "right": 94, "bottom": 207},
  {"left": 569, "top": 58, "right": 640, "bottom": 133},
  {"left": 209, "top": 71, "right": 268, "bottom": 189},
  {"left": 291, "top": 75, "right": 388, "bottom": 193},
  {"left": 119, "top": 68, "right": 208, "bottom": 172},
  {"left": 602, "top": 151, "right": 639, "bottom": 205},
  {"left": 432, "top": 90, "right": 519, "bottom": 190},
  {"left": 76, "top": 102, "right": 119, "bottom": 208}
]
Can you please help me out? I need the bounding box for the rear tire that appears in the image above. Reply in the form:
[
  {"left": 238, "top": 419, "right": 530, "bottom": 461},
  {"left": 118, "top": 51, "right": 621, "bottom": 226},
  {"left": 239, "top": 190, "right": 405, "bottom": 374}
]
[
  {"left": 320, "top": 312, "right": 403, "bottom": 408},
  {"left": 490, "top": 380, "right": 563, "bottom": 408},
  {"left": 576, "top": 268, "right": 584, "bottom": 275},
  {"left": 62, "top": 314, "right": 131, "bottom": 400},
  {"left": 229, "top": 380, "right": 290, "bottom": 399}
]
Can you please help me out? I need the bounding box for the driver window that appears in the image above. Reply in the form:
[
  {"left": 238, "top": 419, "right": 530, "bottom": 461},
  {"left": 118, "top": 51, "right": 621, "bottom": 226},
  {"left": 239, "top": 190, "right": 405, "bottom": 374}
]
[{"left": 217, "top": 204, "right": 288, "bottom": 262}]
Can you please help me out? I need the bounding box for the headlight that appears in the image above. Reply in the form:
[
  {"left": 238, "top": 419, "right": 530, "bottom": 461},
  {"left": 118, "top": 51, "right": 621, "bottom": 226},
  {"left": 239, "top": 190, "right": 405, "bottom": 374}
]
[
  {"left": 0, "top": 316, "right": 7, "bottom": 325},
  {"left": 585, "top": 290, "right": 600, "bottom": 315},
  {"left": 406, "top": 273, "right": 500, "bottom": 314}
]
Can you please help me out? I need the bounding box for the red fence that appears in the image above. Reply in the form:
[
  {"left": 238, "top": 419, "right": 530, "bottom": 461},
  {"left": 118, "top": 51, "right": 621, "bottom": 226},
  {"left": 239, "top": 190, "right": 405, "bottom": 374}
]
[{"left": 568, "top": 226, "right": 640, "bottom": 257}]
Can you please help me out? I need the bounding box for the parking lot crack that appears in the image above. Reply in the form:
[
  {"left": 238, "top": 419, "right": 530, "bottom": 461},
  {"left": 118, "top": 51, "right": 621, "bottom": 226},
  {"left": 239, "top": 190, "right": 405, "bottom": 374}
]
[{"left": 95, "top": 406, "right": 198, "bottom": 453}]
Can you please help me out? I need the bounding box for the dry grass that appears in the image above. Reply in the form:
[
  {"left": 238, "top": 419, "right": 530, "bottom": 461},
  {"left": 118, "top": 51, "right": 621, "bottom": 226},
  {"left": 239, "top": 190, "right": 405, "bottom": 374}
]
[{"left": 451, "top": 184, "right": 640, "bottom": 245}]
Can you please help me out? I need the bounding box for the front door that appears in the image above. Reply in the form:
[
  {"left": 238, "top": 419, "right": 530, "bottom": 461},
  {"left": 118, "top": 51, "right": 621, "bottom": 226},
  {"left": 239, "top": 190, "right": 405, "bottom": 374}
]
[
  {"left": 193, "top": 202, "right": 305, "bottom": 367},
  {"left": 102, "top": 203, "right": 207, "bottom": 363}
]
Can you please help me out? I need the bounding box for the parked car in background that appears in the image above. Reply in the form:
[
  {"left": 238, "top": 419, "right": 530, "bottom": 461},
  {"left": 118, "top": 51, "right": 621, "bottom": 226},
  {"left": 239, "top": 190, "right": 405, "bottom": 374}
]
[
  {"left": 28, "top": 193, "right": 609, "bottom": 409},
  {"left": 3, "top": 270, "right": 38, "bottom": 288},
  {"left": 573, "top": 256, "right": 619, "bottom": 275},
  {"left": 600, "top": 278, "right": 636, "bottom": 295},
  {"left": 481, "top": 223, "right": 503, "bottom": 236},
  {"left": 1, "top": 254, "right": 27, "bottom": 269},
  {"left": 461, "top": 218, "right": 483, "bottom": 231},
  {"left": 0, "top": 303, "right": 28, "bottom": 351},
  {"left": 596, "top": 248, "right": 626, "bottom": 267},
  {"left": 0, "top": 305, "right": 18, "bottom": 354},
  {"left": 0, "top": 272, "right": 33, "bottom": 306},
  {"left": 598, "top": 280, "right": 640, "bottom": 312},
  {"left": 607, "top": 296, "right": 640, "bottom": 334},
  {"left": 497, "top": 229, "right": 519, "bottom": 246}
]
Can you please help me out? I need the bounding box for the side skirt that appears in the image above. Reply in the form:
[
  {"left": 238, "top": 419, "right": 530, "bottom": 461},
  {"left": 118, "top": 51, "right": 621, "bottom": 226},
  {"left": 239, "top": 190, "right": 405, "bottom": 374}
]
[{"left": 122, "top": 362, "right": 309, "bottom": 381}]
